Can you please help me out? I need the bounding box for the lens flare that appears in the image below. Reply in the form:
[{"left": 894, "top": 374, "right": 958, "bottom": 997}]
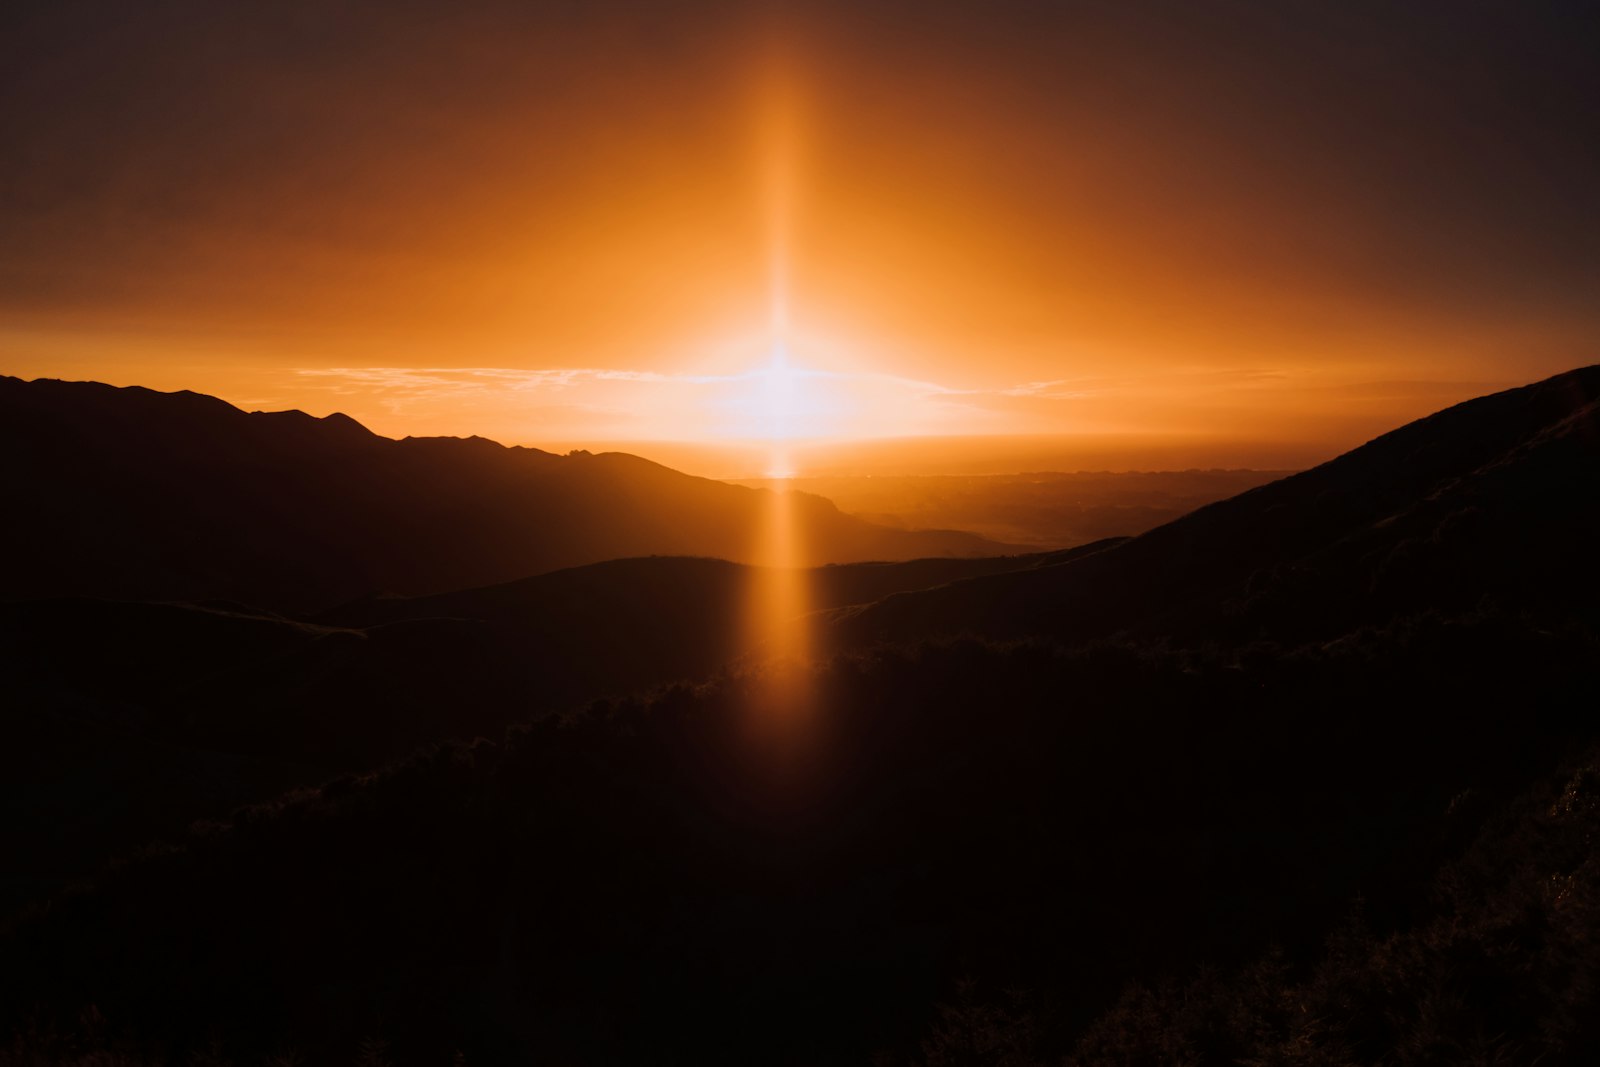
[{"left": 744, "top": 50, "right": 815, "bottom": 730}]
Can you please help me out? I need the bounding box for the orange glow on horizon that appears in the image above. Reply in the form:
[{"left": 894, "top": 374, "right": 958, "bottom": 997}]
[{"left": 3, "top": 6, "right": 1594, "bottom": 463}]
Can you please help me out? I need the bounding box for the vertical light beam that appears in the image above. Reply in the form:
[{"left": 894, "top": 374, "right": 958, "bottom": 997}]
[
  {"left": 744, "top": 48, "right": 814, "bottom": 731},
  {"left": 760, "top": 59, "right": 801, "bottom": 341}
]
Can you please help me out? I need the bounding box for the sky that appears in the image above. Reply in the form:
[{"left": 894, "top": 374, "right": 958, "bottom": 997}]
[{"left": 3, "top": 0, "right": 1598, "bottom": 469}]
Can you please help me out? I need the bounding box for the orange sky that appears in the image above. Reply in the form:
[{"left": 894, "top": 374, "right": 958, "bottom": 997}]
[{"left": 3, "top": 2, "right": 1596, "bottom": 470}]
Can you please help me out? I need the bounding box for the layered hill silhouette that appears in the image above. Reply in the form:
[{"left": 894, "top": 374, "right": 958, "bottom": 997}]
[
  {"left": 2, "top": 553, "right": 1039, "bottom": 918},
  {"left": 828, "top": 365, "right": 1600, "bottom": 648},
  {"left": 0, "top": 376, "right": 1015, "bottom": 611},
  {"left": 3, "top": 369, "right": 1599, "bottom": 1065}
]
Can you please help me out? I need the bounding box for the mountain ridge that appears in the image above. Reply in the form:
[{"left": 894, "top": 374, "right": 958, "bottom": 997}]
[
  {"left": 825, "top": 364, "right": 1600, "bottom": 648},
  {"left": 0, "top": 375, "right": 1018, "bottom": 611}
]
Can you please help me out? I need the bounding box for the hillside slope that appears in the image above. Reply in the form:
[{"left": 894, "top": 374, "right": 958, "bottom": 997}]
[{"left": 828, "top": 365, "right": 1600, "bottom": 647}]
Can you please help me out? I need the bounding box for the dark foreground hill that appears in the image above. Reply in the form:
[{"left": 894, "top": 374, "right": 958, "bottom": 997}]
[
  {"left": 3, "top": 369, "right": 1599, "bottom": 1065},
  {"left": 0, "top": 376, "right": 1014, "bottom": 611},
  {"left": 6, "top": 621, "right": 1596, "bottom": 1065}
]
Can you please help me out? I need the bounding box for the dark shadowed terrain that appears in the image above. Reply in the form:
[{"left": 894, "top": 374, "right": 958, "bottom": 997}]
[
  {"left": 2, "top": 553, "right": 1042, "bottom": 920},
  {"left": 2, "top": 368, "right": 1598, "bottom": 1065}
]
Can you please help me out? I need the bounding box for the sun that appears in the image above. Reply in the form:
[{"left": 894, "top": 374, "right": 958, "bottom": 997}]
[
  {"left": 760, "top": 341, "right": 803, "bottom": 438},
  {"left": 756, "top": 340, "right": 808, "bottom": 476},
  {"left": 751, "top": 340, "right": 843, "bottom": 444}
]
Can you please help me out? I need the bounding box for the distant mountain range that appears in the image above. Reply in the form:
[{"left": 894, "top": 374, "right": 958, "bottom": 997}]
[
  {"left": 0, "top": 376, "right": 1015, "bottom": 611},
  {"left": 732, "top": 468, "right": 1294, "bottom": 547}
]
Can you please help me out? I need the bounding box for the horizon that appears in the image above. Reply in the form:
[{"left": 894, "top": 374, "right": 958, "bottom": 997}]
[{"left": 6, "top": 367, "right": 1536, "bottom": 479}]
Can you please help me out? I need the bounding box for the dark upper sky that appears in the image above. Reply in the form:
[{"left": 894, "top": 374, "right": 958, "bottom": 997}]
[{"left": 3, "top": 0, "right": 1597, "bottom": 453}]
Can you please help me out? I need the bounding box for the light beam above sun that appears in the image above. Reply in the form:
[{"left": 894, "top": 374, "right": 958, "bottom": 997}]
[
  {"left": 755, "top": 51, "right": 813, "bottom": 470},
  {"left": 743, "top": 49, "right": 850, "bottom": 473}
]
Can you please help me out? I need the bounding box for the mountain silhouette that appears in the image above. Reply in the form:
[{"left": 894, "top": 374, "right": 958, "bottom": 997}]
[
  {"left": 3, "top": 369, "right": 1599, "bottom": 1065},
  {"left": 827, "top": 365, "right": 1600, "bottom": 647},
  {"left": 0, "top": 376, "right": 1016, "bottom": 611}
]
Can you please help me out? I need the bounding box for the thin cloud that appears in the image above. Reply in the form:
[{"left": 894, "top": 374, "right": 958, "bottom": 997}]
[{"left": 285, "top": 362, "right": 1383, "bottom": 443}]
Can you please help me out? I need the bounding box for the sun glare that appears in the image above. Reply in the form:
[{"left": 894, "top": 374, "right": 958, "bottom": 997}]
[
  {"left": 760, "top": 341, "right": 799, "bottom": 438},
  {"left": 750, "top": 338, "right": 848, "bottom": 460}
]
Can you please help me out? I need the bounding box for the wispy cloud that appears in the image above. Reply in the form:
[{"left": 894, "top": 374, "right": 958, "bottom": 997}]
[
  {"left": 291, "top": 363, "right": 1042, "bottom": 439},
  {"left": 287, "top": 361, "right": 1445, "bottom": 445},
  {"left": 296, "top": 366, "right": 737, "bottom": 395}
]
